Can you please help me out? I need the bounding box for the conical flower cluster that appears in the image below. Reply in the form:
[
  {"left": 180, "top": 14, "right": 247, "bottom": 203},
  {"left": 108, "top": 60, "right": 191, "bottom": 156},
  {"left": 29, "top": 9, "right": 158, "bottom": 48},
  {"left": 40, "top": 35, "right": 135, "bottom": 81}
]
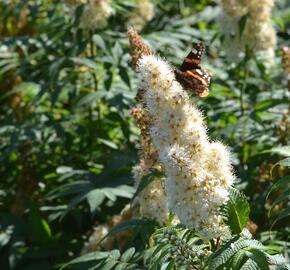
[
  {"left": 128, "top": 29, "right": 170, "bottom": 224},
  {"left": 220, "top": 0, "right": 276, "bottom": 61},
  {"left": 64, "top": 0, "right": 113, "bottom": 29},
  {"left": 127, "top": 0, "right": 155, "bottom": 32},
  {"left": 135, "top": 51, "right": 235, "bottom": 240},
  {"left": 131, "top": 108, "right": 169, "bottom": 223}
]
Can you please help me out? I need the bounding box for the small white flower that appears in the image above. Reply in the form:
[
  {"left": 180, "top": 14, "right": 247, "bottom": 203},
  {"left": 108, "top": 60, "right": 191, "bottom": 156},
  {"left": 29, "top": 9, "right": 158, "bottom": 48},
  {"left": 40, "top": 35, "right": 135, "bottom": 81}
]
[
  {"left": 127, "top": 0, "right": 155, "bottom": 32},
  {"left": 137, "top": 54, "right": 235, "bottom": 240},
  {"left": 64, "top": 0, "right": 114, "bottom": 29},
  {"left": 219, "top": 0, "right": 276, "bottom": 62}
]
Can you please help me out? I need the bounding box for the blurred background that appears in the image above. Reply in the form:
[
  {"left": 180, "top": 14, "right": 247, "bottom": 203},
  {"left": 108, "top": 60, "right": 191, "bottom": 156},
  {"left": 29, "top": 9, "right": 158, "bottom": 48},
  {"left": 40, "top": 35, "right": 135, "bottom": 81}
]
[{"left": 0, "top": 0, "right": 289, "bottom": 269}]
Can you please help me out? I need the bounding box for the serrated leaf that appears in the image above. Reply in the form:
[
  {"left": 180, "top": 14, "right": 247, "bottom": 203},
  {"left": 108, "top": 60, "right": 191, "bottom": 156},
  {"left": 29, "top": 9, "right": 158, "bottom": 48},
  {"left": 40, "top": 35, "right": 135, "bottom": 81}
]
[
  {"left": 222, "top": 188, "right": 250, "bottom": 234},
  {"left": 240, "top": 258, "right": 259, "bottom": 270},
  {"left": 245, "top": 249, "right": 270, "bottom": 270},
  {"left": 266, "top": 254, "right": 286, "bottom": 266},
  {"left": 231, "top": 250, "right": 247, "bottom": 269},
  {"left": 240, "top": 228, "right": 253, "bottom": 239},
  {"left": 208, "top": 237, "right": 266, "bottom": 269}
]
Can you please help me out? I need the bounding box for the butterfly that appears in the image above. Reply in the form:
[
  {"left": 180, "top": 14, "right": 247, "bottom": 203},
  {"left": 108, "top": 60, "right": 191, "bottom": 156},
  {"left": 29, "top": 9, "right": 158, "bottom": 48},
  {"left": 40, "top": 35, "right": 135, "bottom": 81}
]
[{"left": 174, "top": 43, "right": 211, "bottom": 97}]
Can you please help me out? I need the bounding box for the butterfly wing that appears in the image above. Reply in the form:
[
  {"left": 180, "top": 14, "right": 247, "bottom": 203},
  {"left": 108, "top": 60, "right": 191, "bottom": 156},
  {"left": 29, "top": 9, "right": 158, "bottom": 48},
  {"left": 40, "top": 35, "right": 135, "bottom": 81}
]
[
  {"left": 174, "top": 69, "right": 210, "bottom": 97},
  {"left": 179, "top": 43, "right": 205, "bottom": 72},
  {"left": 184, "top": 68, "right": 211, "bottom": 87},
  {"left": 175, "top": 43, "right": 210, "bottom": 97}
]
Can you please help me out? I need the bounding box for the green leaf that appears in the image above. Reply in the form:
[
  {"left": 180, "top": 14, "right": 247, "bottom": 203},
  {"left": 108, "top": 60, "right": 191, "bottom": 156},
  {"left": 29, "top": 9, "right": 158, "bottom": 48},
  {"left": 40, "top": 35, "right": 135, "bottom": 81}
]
[
  {"left": 273, "top": 207, "right": 290, "bottom": 224},
  {"left": 86, "top": 189, "right": 105, "bottom": 213},
  {"left": 265, "top": 254, "right": 287, "bottom": 266},
  {"left": 71, "top": 57, "right": 99, "bottom": 70},
  {"left": 119, "top": 65, "right": 131, "bottom": 89},
  {"left": 162, "top": 260, "right": 175, "bottom": 270},
  {"left": 92, "top": 34, "right": 106, "bottom": 51},
  {"left": 109, "top": 185, "right": 135, "bottom": 199},
  {"left": 104, "top": 70, "right": 113, "bottom": 91},
  {"left": 112, "top": 42, "right": 123, "bottom": 63},
  {"left": 61, "top": 251, "right": 109, "bottom": 269},
  {"left": 254, "top": 99, "right": 286, "bottom": 111},
  {"left": 267, "top": 146, "right": 290, "bottom": 157},
  {"left": 0, "top": 226, "right": 13, "bottom": 249},
  {"left": 239, "top": 14, "right": 248, "bottom": 37},
  {"left": 109, "top": 249, "right": 121, "bottom": 260},
  {"left": 120, "top": 247, "right": 135, "bottom": 262},
  {"left": 114, "top": 264, "right": 127, "bottom": 270},
  {"left": 208, "top": 236, "right": 265, "bottom": 269},
  {"left": 231, "top": 250, "right": 247, "bottom": 269},
  {"left": 56, "top": 166, "right": 73, "bottom": 174},
  {"left": 98, "top": 138, "right": 118, "bottom": 149},
  {"left": 266, "top": 175, "right": 290, "bottom": 200},
  {"left": 245, "top": 249, "right": 270, "bottom": 270},
  {"left": 151, "top": 244, "right": 171, "bottom": 268},
  {"left": 269, "top": 189, "right": 290, "bottom": 215},
  {"left": 108, "top": 219, "right": 152, "bottom": 235},
  {"left": 77, "top": 92, "right": 104, "bottom": 106},
  {"left": 240, "top": 258, "right": 259, "bottom": 270},
  {"left": 222, "top": 188, "right": 250, "bottom": 234},
  {"left": 102, "top": 260, "right": 117, "bottom": 270},
  {"left": 29, "top": 206, "right": 52, "bottom": 245}
]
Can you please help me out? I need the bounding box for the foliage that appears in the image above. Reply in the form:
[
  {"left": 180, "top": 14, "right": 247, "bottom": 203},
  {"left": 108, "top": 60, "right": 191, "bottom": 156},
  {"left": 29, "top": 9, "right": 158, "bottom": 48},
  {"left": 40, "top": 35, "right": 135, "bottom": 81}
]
[
  {"left": 267, "top": 153, "right": 290, "bottom": 226},
  {"left": 0, "top": 0, "right": 289, "bottom": 269},
  {"left": 222, "top": 188, "right": 250, "bottom": 235}
]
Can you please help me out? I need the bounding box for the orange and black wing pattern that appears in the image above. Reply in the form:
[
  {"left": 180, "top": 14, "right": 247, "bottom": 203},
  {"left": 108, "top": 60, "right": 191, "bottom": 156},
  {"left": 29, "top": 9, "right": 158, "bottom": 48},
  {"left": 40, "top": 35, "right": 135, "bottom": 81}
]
[{"left": 175, "top": 43, "right": 211, "bottom": 97}]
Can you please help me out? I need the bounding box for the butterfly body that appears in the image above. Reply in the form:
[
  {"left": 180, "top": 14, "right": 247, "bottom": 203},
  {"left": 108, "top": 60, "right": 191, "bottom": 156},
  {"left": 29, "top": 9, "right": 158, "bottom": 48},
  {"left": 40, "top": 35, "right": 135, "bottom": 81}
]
[{"left": 174, "top": 43, "right": 211, "bottom": 97}]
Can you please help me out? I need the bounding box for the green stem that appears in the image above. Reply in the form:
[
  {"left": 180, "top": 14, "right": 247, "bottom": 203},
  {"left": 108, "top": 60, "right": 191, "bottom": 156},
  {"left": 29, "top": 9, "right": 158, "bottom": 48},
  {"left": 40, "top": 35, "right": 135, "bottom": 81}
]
[
  {"left": 89, "top": 30, "right": 98, "bottom": 92},
  {"left": 239, "top": 64, "right": 250, "bottom": 166}
]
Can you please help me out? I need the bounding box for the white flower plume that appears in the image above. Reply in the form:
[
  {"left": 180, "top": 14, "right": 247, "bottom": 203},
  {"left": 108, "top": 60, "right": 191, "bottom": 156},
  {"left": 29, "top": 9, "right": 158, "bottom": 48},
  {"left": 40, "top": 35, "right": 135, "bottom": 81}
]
[
  {"left": 64, "top": 0, "right": 113, "bottom": 29},
  {"left": 137, "top": 55, "right": 235, "bottom": 240},
  {"left": 220, "top": 0, "right": 276, "bottom": 62}
]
